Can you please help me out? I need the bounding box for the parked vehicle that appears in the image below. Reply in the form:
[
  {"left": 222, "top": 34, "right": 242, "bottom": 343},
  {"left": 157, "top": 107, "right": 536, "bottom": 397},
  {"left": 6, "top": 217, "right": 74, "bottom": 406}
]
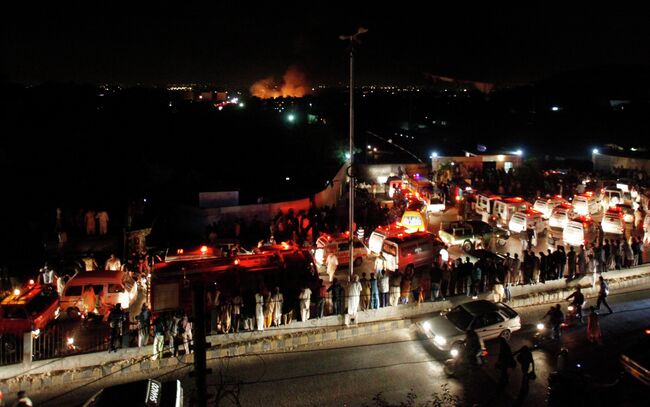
[
  {"left": 367, "top": 223, "right": 410, "bottom": 256},
  {"left": 475, "top": 194, "right": 503, "bottom": 218},
  {"left": 382, "top": 231, "right": 446, "bottom": 274},
  {"left": 601, "top": 209, "right": 625, "bottom": 235},
  {"left": 60, "top": 270, "right": 138, "bottom": 318},
  {"left": 493, "top": 197, "right": 530, "bottom": 228},
  {"left": 0, "top": 283, "right": 59, "bottom": 336},
  {"left": 572, "top": 192, "right": 601, "bottom": 216},
  {"left": 314, "top": 234, "right": 367, "bottom": 267},
  {"left": 548, "top": 203, "right": 575, "bottom": 230},
  {"left": 508, "top": 209, "right": 546, "bottom": 235},
  {"left": 418, "top": 300, "right": 521, "bottom": 352},
  {"left": 533, "top": 195, "right": 566, "bottom": 219},
  {"left": 563, "top": 216, "right": 598, "bottom": 247},
  {"left": 439, "top": 220, "right": 508, "bottom": 252}
]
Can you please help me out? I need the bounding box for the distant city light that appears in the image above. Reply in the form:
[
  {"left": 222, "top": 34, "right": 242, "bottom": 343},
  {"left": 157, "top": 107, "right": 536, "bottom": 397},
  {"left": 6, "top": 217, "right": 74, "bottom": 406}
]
[
  {"left": 218, "top": 106, "right": 223, "bottom": 111},
  {"left": 551, "top": 106, "right": 560, "bottom": 111},
  {"left": 239, "top": 102, "right": 245, "bottom": 107},
  {"left": 285, "top": 177, "right": 290, "bottom": 181},
  {"left": 592, "top": 148, "right": 599, "bottom": 154},
  {"left": 287, "top": 114, "right": 295, "bottom": 122},
  {"left": 367, "top": 145, "right": 372, "bottom": 149},
  {"left": 345, "top": 152, "right": 351, "bottom": 160},
  {"left": 373, "top": 147, "right": 377, "bottom": 152}
]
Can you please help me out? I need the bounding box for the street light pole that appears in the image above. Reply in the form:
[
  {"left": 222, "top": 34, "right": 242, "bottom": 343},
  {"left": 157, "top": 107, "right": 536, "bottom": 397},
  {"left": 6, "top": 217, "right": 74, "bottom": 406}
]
[{"left": 340, "top": 27, "right": 367, "bottom": 281}]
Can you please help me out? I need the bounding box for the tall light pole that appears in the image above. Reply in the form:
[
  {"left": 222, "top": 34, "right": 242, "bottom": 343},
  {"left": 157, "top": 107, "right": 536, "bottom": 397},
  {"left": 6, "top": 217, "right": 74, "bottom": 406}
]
[{"left": 340, "top": 27, "right": 367, "bottom": 281}]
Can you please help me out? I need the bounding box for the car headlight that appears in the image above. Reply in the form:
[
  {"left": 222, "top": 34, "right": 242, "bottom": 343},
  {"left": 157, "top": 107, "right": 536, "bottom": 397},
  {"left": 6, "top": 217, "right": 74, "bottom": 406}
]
[
  {"left": 536, "top": 323, "right": 545, "bottom": 330},
  {"left": 422, "top": 321, "right": 431, "bottom": 331},
  {"left": 434, "top": 335, "right": 447, "bottom": 346}
]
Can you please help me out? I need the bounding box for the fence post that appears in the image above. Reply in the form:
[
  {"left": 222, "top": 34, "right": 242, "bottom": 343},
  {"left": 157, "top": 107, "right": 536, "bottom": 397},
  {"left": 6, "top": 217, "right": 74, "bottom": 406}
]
[{"left": 23, "top": 332, "right": 33, "bottom": 368}]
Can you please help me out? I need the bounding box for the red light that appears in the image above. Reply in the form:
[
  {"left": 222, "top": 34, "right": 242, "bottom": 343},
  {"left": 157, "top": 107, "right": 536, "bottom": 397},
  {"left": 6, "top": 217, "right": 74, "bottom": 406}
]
[
  {"left": 177, "top": 249, "right": 184, "bottom": 254},
  {"left": 481, "top": 350, "right": 488, "bottom": 356},
  {"left": 200, "top": 245, "right": 208, "bottom": 254},
  {"left": 644, "top": 329, "right": 650, "bottom": 335},
  {"left": 234, "top": 259, "right": 240, "bottom": 265}
]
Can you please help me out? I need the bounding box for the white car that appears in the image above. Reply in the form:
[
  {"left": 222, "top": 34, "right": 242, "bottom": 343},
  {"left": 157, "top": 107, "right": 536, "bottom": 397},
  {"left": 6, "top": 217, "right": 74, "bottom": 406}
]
[{"left": 419, "top": 300, "right": 521, "bottom": 353}]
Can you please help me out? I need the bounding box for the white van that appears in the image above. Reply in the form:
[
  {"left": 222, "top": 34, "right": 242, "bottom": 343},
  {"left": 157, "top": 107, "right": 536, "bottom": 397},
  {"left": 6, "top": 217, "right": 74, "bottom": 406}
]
[
  {"left": 548, "top": 203, "right": 574, "bottom": 230},
  {"left": 60, "top": 270, "right": 138, "bottom": 317},
  {"left": 493, "top": 197, "right": 530, "bottom": 228},
  {"left": 533, "top": 195, "right": 565, "bottom": 219},
  {"left": 572, "top": 193, "right": 600, "bottom": 216},
  {"left": 314, "top": 234, "right": 367, "bottom": 267},
  {"left": 563, "top": 216, "right": 597, "bottom": 247},
  {"left": 367, "top": 224, "right": 410, "bottom": 256},
  {"left": 603, "top": 188, "right": 632, "bottom": 209},
  {"left": 475, "top": 194, "right": 502, "bottom": 217},
  {"left": 601, "top": 210, "right": 625, "bottom": 235},
  {"left": 508, "top": 209, "right": 546, "bottom": 234},
  {"left": 382, "top": 232, "right": 446, "bottom": 273}
]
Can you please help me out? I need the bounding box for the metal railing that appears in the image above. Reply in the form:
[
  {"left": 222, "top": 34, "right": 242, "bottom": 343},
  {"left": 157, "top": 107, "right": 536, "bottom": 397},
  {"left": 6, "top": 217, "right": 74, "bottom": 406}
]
[
  {"left": 33, "top": 321, "right": 110, "bottom": 361},
  {"left": 0, "top": 332, "right": 24, "bottom": 366}
]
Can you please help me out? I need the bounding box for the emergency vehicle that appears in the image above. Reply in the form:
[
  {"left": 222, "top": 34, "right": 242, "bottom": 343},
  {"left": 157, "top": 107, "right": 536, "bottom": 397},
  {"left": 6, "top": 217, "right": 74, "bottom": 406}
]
[
  {"left": 381, "top": 231, "right": 446, "bottom": 274},
  {"left": 572, "top": 192, "right": 601, "bottom": 216},
  {"left": 492, "top": 197, "right": 530, "bottom": 228},
  {"left": 475, "top": 194, "right": 503, "bottom": 218},
  {"left": 548, "top": 202, "right": 575, "bottom": 230},
  {"left": 151, "top": 243, "right": 317, "bottom": 315},
  {"left": 601, "top": 208, "right": 625, "bottom": 235},
  {"left": 533, "top": 195, "right": 566, "bottom": 219},
  {"left": 0, "top": 282, "right": 60, "bottom": 336},
  {"left": 314, "top": 233, "right": 367, "bottom": 267},
  {"left": 400, "top": 209, "right": 428, "bottom": 232},
  {"left": 563, "top": 216, "right": 598, "bottom": 247},
  {"left": 367, "top": 223, "right": 411, "bottom": 256},
  {"left": 508, "top": 209, "right": 546, "bottom": 235}
]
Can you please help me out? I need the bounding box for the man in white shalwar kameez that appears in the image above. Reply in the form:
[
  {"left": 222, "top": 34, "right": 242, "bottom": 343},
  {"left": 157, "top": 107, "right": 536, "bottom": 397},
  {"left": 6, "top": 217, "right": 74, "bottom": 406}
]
[
  {"left": 271, "top": 287, "right": 284, "bottom": 327},
  {"left": 255, "top": 292, "right": 265, "bottom": 331},
  {"left": 347, "top": 275, "right": 362, "bottom": 323},
  {"left": 299, "top": 285, "right": 312, "bottom": 322},
  {"left": 326, "top": 252, "right": 339, "bottom": 282}
]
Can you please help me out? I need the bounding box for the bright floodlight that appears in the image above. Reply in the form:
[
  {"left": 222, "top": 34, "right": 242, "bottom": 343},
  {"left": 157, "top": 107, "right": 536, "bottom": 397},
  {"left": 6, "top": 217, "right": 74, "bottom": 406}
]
[
  {"left": 431, "top": 151, "right": 438, "bottom": 158},
  {"left": 239, "top": 102, "right": 244, "bottom": 107},
  {"left": 285, "top": 177, "right": 290, "bottom": 181},
  {"left": 514, "top": 149, "right": 523, "bottom": 156},
  {"left": 287, "top": 114, "right": 295, "bottom": 122},
  {"left": 345, "top": 152, "right": 351, "bottom": 160},
  {"left": 551, "top": 106, "right": 560, "bottom": 111},
  {"left": 592, "top": 148, "right": 599, "bottom": 154}
]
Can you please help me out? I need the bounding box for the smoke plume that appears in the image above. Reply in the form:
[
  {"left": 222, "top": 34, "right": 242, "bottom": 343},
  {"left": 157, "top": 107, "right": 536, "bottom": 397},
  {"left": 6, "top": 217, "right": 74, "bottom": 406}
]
[{"left": 250, "top": 66, "right": 310, "bottom": 98}]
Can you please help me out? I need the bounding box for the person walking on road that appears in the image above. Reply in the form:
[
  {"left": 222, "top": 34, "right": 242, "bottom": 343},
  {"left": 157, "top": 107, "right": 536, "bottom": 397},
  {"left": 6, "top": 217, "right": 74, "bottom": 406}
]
[
  {"left": 513, "top": 345, "right": 535, "bottom": 406},
  {"left": 496, "top": 337, "right": 516, "bottom": 388},
  {"left": 586, "top": 306, "right": 603, "bottom": 344},
  {"left": 596, "top": 276, "right": 613, "bottom": 314},
  {"left": 326, "top": 252, "right": 338, "bottom": 282}
]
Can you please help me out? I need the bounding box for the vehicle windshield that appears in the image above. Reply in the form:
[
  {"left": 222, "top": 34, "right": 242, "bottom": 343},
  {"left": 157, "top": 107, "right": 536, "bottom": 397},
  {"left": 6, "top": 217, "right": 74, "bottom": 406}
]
[
  {"left": 1, "top": 306, "right": 28, "bottom": 319},
  {"left": 446, "top": 305, "right": 474, "bottom": 331},
  {"left": 382, "top": 241, "right": 397, "bottom": 256}
]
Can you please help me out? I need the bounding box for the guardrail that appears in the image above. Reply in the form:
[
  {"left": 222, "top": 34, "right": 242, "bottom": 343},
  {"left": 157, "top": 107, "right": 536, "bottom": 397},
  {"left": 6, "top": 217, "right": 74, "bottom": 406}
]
[{"left": 0, "top": 332, "right": 23, "bottom": 366}]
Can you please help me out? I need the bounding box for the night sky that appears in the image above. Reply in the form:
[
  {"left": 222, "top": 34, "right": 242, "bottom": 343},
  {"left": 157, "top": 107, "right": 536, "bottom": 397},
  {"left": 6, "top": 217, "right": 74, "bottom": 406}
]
[{"left": 3, "top": 2, "right": 650, "bottom": 86}]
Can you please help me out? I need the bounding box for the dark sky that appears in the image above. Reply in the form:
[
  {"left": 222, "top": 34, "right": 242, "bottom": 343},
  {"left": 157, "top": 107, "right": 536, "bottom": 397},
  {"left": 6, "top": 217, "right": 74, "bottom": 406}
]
[{"left": 3, "top": 2, "right": 650, "bottom": 87}]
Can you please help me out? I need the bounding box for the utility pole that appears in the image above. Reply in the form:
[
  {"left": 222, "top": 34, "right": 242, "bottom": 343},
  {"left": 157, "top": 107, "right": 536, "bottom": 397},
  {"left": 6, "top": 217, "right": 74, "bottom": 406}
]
[
  {"left": 340, "top": 27, "right": 368, "bottom": 281},
  {"left": 192, "top": 282, "right": 208, "bottom": 407}
]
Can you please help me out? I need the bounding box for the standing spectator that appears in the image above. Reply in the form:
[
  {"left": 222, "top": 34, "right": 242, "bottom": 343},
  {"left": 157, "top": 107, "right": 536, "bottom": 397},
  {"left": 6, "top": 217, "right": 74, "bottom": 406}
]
[
  {"left": 271, "top": 287, "right": 283, "bottom": 327},
  {"left": 108, "top": 304, "right": 125, "bottom": 353},
  {"left": 97, "top": 210, "right": 109, "bottom": 235},
  {"left": 136, "top": 303, "right": 151, "bottom": 347},
  {"left": 374, "top": 255, "right": 385, "bottom": 277},
  {"left": 82, "top": 286, "right": 97, "bottom": 315},
  {"left": 400, "top": 270, "right": 412, "bottom": 304},
  {"left": 596, "top": 276, "right": 613, "bottom": 314},
  {"left": 57, "top": 274, "right": 67, "bottom": 297},
  {"left": 82, "top": 253, "right": 98, "bottom": 271},
  {"left": 326, "top": 252, "right": 338, "bottom": 282},
  {"left": 85, "top": 209, "right": 97, "bottom": 236},
  {"left": 577, "top": 245, "right": 587, "bottom": 277},
  {"left": 586, "top": 306, "right": 602, "bottom": 344},
  {"left": 389, "top": 272, "right": 402, "bottom": 306},
  {"left": 167, "top": 311, "right": 181, "bottom": 357},
  {"left": 105, "top": 254, "right": 121, "bottom": 271},
  {"left": 179, "top": 313, "right": 193, "bottom": 354},
  {"left": 255, "top": 290, "right": 265, "bottom": 331},
  {"left": 360, "top": 272, "right": 371, "bottom": 310},
  {"left": 152, "top": 316, "right": 165, "bottom": 360},
  {"left": 379, "top": 269, "right": 390, "bottom": 307},
  {"left": 231, "top": 292, "right": 243, "bottom": 333},
  {"left": 369, "top": 273, "right": 380, "bottom": 309},
  {"left": 347, "top": 275, "right": 362, "bottom": 323},
  {"left": 315, "top": 279, "right": 326, "bottom": 318},
  {"left": 299, "top": 284, "right": 312, "bottom": 322},
  {"left": 567, "top": 246, "right": 576, "bottom": 279},
  {"left": 327, "top": 278, "right": 343, "bottom": 315}
]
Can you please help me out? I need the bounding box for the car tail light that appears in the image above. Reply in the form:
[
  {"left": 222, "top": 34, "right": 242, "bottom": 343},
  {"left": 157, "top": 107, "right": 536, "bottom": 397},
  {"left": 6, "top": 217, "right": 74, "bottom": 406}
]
[{"left": 644, "top": 329, "right": 650, "bottom": 335}]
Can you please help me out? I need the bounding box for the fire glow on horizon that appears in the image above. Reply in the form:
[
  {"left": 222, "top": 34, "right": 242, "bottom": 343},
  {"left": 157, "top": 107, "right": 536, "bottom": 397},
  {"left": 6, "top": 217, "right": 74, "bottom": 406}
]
[{"left": 250, "top": 66, "right": 310, "bottom": 99}]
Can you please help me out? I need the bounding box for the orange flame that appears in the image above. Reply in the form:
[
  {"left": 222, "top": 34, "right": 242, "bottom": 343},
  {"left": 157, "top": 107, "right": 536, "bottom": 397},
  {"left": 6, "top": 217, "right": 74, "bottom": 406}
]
[{"left": 250, "top": 66, "right": 310, "bottom": 98}]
